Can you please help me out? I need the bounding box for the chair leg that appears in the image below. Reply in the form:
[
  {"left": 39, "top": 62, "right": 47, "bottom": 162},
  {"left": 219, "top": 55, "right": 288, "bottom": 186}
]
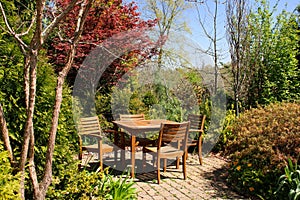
[
  {"left": 157, "top": 157, "right": 160, "bottom": 184},
  {"left": 99, "top": 159, "right": 103, "bottom": 171},
  {"left": 163, "top": 158, "right": 167, "bottom": 172},
  {"left": 114, "top": 131, "right": 125, "bottom": 167},
  {"left": 78, "top": 138, "right": 83, "bottom": 170},
  {"left": 99, "top": 140, "right": 103, "bottom": 171},
  {"left": 114, "top": 149, "right": 118, "bottom": 162},
  {"left": 183, "top": 154, "right": 187, "bottom": 180},
  {"left": 142, "top": 148, "right": 146, "bottom": 172},
  {"left": 99, "top": 152, "right": 103, "bottom": 171},
  {"left": 198, "top": 136, "right": 203, "bottom": 165},
  {"left": 176, "top": 157, "right": 180, "bottom": 169},
  {"left": 152, "top": 154, "right": 156, "bottom": 166}
]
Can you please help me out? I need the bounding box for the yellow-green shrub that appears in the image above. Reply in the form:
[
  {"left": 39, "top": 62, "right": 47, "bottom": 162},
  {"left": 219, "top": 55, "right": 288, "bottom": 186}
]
[
  {"left": 0, "top": 147, "right": 20, "bottom": 199},
  {"left": 47, "top": 164, "right": 137, "bottom": 200}
]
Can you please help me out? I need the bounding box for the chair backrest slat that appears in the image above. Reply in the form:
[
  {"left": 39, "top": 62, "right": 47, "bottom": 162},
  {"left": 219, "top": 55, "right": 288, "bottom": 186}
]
[
  {"left": 120, "top": 114, "right": 145, "bottom": 121},
  {"left": 159, "top": 122, "right": 190, "bottom": 148},
  {"left": 188, "top": 114, "right": 206, "bottom": 130},
  {"left": 78, "top": 116, "right": 101, "bottom": 136}
]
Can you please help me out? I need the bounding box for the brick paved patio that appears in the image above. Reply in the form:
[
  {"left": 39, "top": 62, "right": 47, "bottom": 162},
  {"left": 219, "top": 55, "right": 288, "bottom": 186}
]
[
  {"left": 132, "top": 153, "right": 247, "bottom": 200},
  {"left": 84, "top": 151, "right": 248, "bottom": 199}
]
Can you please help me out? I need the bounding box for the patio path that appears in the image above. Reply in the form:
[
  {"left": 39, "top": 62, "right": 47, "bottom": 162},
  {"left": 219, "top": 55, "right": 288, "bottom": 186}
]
[{"left": 133, "top": 153, "right": 248, "bottom": 200}]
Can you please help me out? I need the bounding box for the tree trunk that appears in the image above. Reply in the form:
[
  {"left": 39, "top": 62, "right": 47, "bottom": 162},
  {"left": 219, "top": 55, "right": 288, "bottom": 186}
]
[
  {"left": 0, "top": 103, "right": 14, "bottom": 162},
  {"left": 34, "top": 1, "right": 94, "bottom": 199},
  {"left": 19, "top": 51, "right": 38, "bottom": 199},
  {"left": 0, "top": 0, "right": 93, "bottom": 199}
]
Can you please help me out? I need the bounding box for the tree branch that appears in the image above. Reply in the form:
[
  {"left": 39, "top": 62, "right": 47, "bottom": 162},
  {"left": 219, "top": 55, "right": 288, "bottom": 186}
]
[
  {"left": 0, "top": 2, "right": 29, "bottom": 50},
  {"left": 195, "top": 4, "right": 213, "bottom": 41},
  {"left": 40, "top": 0, "right": 94, "bottom": 193},
  {"left": 42, "top": 0, "right": 82, "bottom": 41},
  {"left": 16, "top": 15, "right": 36, "bottom": 37}
]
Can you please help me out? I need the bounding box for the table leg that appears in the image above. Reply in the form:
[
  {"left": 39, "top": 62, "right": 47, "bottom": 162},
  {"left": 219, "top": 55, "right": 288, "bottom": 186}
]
[
  {"left": 131, "top": 135, "right": 136, "bottom": 178},
  {"left": 118, "top": 131, "right": 125, "bottom": 168}
]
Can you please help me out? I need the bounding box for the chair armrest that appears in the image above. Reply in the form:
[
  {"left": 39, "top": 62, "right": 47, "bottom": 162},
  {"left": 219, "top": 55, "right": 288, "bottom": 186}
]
[
  {"left": 85, "top": 133, "right": 103, "bottom": 139},
  {"left": 103, "top": 129, "right": 117, "bottom": 133},
  {"left": 103, "top": 129, "right": 127, "bottom": 147},
  {"left": 189, "top": 129, "right": 204, "bottom": 133},
  {"left": 103, "top": 129, "right": 126, "bottom": 135}
]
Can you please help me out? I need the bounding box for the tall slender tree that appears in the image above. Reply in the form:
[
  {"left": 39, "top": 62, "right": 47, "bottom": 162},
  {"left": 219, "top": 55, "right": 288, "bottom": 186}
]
[
  {"left": 145, "top": 0, "right": 190, "bottom": 67},
  {"left": 188, "top": 0, "right": 227, "bottom": 95},
  {"left": 226, "top": 0, "right": 250, "bottom": 115},
  {"left": 0, "top": 0, "right": 120, "bottom": 199}
]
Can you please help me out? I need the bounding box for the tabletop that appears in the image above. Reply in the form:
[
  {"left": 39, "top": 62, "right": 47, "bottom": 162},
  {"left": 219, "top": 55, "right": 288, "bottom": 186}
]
[{"left": 113, "top": 119, "right": 175, "bottom": 134}]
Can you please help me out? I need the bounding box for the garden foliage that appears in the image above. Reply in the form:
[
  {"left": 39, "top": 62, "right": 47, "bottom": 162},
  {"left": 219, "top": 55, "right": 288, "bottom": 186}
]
[
  {"left": 0, "top": 144, "right": 20, "bottom": 200},
  {"left": 106, "top": 67, "right": 207, "bottom": 123},
  {"left": 0, "top": 47, "right": 77, "bottom": 198},
  {"left": 0, "top": 27, "right": 137, "bottom": 200},
  {"left": 47, "top": 0, "right": 156, "bottom": 86},
  {"left": 246, "top": 0, "right": 300, "bottom": 107},
  {"left": 47, "top": 166, "right": 137, "bottom": 200},
  {"left": 0, "top": 0, "right": 151, "bottom": 198},
  {"left": 224, "top": 102, "right": 300, "bottom": 199},
  {"left": 275, "top": 158, "right": 300, "bottom": 200}
]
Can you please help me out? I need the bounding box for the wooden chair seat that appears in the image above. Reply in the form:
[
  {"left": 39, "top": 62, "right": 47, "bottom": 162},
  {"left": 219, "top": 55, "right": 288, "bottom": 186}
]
[
  {"left": 145, "top": 146, "right": 185, "bottom": 156},
  {"left": 82, "top": 143, "right": 114, "bottom": 153}
]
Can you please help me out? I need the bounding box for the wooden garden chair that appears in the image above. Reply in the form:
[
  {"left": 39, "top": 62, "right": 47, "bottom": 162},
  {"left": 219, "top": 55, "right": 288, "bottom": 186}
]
[
  {"left": 143, "top": 122, "right": 190, "bottom": 184},
  {"left": 78, "top": 116, "right": 115, "bottom": 170},
  {"left": 187, "top": 114, "right": 206, "bottom": 165}
]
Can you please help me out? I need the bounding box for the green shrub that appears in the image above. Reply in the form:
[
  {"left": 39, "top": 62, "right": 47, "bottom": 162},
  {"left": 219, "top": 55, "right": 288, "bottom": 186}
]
[
  {"left": 224, "top": 102, "right": 300, "bottom": 199},
  {"left": 0, "top": 38, "right": 77, "bottom": 197},
  {"left": 47, "top": 164, "right": 137, "bottom": 200},
  {"left": 213, "top": 107, "right": 236, "bottom": 152},
  {"left": 0, "top": 145, "right": 20, "bottom": 200},
  {"left": 100, "top": 170, "right": 137, "bottom": 200},
  {"left": 99, "top": 67, "right": 208, "bottom": 124}
]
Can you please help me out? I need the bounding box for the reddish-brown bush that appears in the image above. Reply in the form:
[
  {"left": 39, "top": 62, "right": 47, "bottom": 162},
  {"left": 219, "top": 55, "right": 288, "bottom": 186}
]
[{"left": 224, "top": 102, "right": 300, "bottom": 198}]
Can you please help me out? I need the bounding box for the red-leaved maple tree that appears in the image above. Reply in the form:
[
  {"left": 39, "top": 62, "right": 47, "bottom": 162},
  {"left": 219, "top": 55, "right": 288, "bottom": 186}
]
[{"left": 47, "top": 0, "right": 157, "bottom": 87}]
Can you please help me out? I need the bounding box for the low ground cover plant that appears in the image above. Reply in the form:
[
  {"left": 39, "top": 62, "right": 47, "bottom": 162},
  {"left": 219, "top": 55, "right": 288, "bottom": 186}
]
[
  {"left": 47, "top": 165, "right": 137, "bottom": 200},
  {"left": 223, "top": 102, "right": 300, "bottom": 199},
  {"left": 0, "top": 146, "right": 20, "bottom": 199},
  {"left": 274, "top": 158, "right": 300, "bottom": 200}
]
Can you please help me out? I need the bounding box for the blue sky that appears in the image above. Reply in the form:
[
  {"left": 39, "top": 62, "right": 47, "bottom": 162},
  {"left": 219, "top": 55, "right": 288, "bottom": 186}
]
[
  {"left": 126, "top": 0, "right": 299, "bottom": 65},
  {"left": 185, "top": 0, "right": 299, "bottom": 64}
]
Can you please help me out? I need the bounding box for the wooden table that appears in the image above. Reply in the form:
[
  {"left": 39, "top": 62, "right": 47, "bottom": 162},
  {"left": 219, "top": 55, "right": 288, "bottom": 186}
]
[{"left": 113, "top": 119, "right": 173, "bottom": 178}]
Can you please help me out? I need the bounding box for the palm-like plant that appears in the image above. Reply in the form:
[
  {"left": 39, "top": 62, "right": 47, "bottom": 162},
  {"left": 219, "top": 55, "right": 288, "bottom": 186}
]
[{"left": 275, "top": 158, "right": 300, "bottom": 200}]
